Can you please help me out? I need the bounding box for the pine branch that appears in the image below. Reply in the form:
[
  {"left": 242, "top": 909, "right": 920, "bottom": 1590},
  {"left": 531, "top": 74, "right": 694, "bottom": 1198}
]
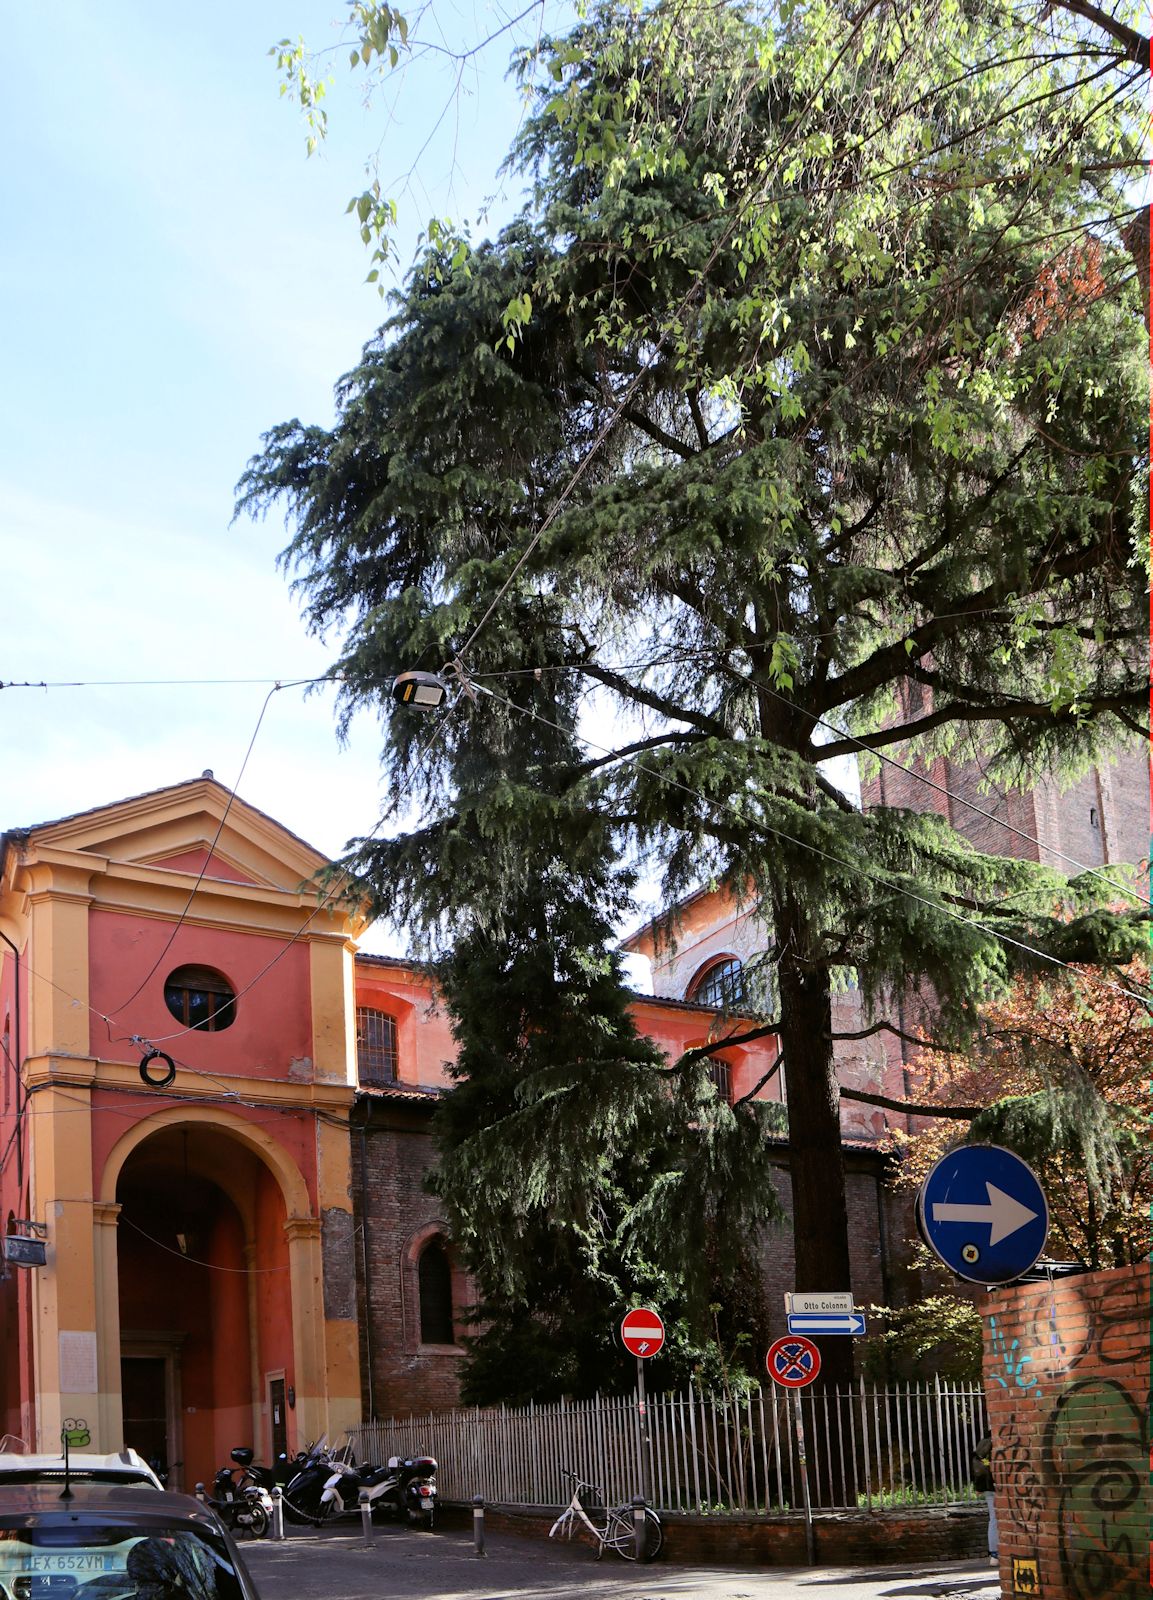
[
  {"left": 839, "top": 1085, "right": 978, "bottom": 1119},
  {"left": 816, "top": 687, "right": 1148, "bottom": 761},
  {"left": 734, "top": 1053, "right": 783, "bottom": 1107},
  {"left": 577, "top": 662, "right": 729, "bottom": 736},
  {"left": 621, "top": 405, "right": 699, "bottom": 460},
  {"left": 661, "top": 1022, "right": 783, "bottom": 1077},
  {"left": 830, "top": 1020, "right": 958, "bottom": 1053},
  {"left": 565, "top": 731, "right": 709, "bottom": 780}
]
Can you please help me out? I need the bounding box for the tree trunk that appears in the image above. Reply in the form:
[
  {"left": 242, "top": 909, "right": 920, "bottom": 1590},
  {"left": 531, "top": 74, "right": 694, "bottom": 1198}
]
[{"left": 774, "top": 889, "right": 858, "bottom": 1505}]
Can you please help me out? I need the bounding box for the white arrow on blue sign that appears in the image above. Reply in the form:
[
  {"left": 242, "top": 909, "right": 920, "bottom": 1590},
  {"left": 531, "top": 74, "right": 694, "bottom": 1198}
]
[
  {"left": 917, "top": 1144, "right": 1048, "bottom": 1285},
  {"left": 786, "top": 1312, "right": 866, "bottom": 1337}
]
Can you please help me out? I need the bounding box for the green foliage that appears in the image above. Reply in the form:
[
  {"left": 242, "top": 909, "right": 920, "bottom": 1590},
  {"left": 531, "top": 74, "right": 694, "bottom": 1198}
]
[
  {"left": 242, "top": 0, "right": 1149, "bottom": 1347},
  {"left": 860, "top": 1294, "right": 984, "bottom": 1383}
]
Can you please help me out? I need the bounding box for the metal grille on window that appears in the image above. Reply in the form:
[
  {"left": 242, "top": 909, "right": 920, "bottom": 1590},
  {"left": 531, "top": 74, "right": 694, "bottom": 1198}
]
[
  {"left": 688, "top": 958, "right": 744, "bottom": 1009},
  {"left": 356, "top": 1007, "right": 398, "bottom": 1085},
  {"left": 707, "top": 1058, "right": 732, "bottom": 1102},
  {"left": 418, "top": 1241, "right": 454, "bottom": 1344}
]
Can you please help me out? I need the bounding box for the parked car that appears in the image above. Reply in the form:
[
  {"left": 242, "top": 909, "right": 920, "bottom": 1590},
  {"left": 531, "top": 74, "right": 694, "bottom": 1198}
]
[
  {"left": 0, "top": 1482, "right": 261, "bottom": 1600},
  {"left": 0, "top": 1449, "right": 164, "bottom": 1490}
]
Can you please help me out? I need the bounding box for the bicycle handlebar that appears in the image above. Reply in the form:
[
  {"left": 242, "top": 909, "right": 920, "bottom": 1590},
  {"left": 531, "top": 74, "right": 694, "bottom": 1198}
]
[{"left": 559, "top": 1468, "right": 603, "bottom": 1499}]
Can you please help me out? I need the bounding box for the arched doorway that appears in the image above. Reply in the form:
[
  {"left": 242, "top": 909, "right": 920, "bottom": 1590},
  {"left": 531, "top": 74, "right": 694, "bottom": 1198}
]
[{"left": 113, "top": 1122, "right": 294, "bottom": 1491}]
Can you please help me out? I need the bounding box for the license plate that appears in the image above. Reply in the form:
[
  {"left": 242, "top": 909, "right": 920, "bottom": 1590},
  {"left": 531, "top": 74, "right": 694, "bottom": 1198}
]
[{"left": 18, "top": 1556, "right": 119, "bottom": 1575}]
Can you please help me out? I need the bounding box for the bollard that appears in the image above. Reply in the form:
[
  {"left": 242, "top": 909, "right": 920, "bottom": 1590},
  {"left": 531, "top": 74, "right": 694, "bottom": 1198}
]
[
  {"left": 472, "top": 1495, "right": 486, "bottom": 1557},
  {"left": 632, "top": 1496, "right": 646, "bottom": 1563},
  {"left": 270, "top": 1486, "right": 285, "bottom": 1542},
  {"left": 195, "top": 1483, "right": 206, "bottom": 1503},
  {"left": 359, "top": 1488, "right": 373, "bottom": 1548}
]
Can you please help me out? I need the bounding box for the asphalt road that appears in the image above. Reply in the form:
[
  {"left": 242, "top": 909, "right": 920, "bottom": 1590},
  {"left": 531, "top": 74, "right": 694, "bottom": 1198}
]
[{"left": 241, "top": 1522, "right": 1002, "bottom": 1600}]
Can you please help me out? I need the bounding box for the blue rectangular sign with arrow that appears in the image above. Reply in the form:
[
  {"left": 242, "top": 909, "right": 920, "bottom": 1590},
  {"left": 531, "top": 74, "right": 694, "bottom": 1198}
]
[{"left": 786, "top": 1312, "right": 866, "bottom": 1336}]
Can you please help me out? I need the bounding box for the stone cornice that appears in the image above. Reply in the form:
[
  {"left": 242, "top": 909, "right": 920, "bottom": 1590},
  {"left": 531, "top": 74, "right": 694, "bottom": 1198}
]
[
  {"left": 23, "top": 1053, "right": 355, "bottom": 1113},
  {"left": 283, "top": 1216, "right": 322, "bottom": 1243}
]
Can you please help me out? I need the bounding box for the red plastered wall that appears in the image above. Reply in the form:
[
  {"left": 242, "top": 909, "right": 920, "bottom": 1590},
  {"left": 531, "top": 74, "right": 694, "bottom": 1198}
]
[{"left": 87, "top": 908, "right": 313, "bottom": 1081}]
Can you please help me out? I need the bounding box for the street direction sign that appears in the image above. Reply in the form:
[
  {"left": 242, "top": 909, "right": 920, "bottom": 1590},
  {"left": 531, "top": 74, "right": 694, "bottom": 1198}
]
[
  {"left": 785, "top": 1292, "right": 853, "bottom": 1316},
  {"left": 918, "top": 1144, "right": 1049, "bottom": 1285},
  {"left": 766, "top": 1336, "right": 821, "bottom": 1388},
  {"left": 786, "top": 1313, "right": 866, "bottom": 1337},
  {"left": 620, "top": 1307, "right": 665, "bottom": 1358}
]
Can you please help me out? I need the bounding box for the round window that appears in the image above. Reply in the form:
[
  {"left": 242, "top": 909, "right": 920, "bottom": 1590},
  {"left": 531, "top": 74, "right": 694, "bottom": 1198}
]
[{"left": 163, "top": 965, "right": 237, "bottom": 1032}]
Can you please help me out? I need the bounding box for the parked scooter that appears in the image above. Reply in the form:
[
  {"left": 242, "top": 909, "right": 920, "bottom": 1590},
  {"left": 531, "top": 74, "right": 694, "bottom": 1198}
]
[
  {"left": 318, "top": 1453, "right": 438, "bottom": 1529},
  {"left": 208, "top": 1447, "right": 274, "bottom": 1539},
  {"left": 280, "top": 1439, "right": 339, "bottom": 1525}
]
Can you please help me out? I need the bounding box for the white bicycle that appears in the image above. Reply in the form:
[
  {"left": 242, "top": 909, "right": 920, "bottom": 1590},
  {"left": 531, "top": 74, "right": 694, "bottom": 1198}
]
[{"left": 548, "top": 1469, "right": 663, "bottom": 1562}]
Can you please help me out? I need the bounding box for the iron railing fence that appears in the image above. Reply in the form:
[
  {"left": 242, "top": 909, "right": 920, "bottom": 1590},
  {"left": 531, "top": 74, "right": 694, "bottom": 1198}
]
[{"left": 345, "top": 1377, "right": 987, "bottom": 1514}]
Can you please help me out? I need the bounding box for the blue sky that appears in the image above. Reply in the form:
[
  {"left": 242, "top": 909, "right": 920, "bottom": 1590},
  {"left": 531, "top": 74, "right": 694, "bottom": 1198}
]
[{"left": 2, "top": 2, "right": 554, "bottom": 955}]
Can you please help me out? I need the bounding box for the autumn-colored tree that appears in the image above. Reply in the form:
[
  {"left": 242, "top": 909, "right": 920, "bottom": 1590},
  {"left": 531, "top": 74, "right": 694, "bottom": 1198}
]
[{"left": 891, "top": 965, "right": 1153, "bottom": 1271}]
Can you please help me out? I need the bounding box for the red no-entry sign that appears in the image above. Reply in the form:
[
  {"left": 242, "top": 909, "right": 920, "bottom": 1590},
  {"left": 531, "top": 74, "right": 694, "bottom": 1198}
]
[
  {"left": 620, "top": 1307, "right": 665, "bottom": 1358},
  {"left": 766, "top": 1335, "right": 821, "bottom": 1388}
]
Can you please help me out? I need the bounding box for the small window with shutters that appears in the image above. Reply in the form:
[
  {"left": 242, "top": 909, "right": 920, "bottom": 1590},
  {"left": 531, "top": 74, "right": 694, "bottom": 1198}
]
[{"left": 418, "top": 1240, "right": 455, "bottom": 1345}]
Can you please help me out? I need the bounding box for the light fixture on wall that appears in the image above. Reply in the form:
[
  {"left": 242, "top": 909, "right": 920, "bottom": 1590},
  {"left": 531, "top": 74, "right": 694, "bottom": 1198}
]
[{"left": 286, "top": 1387, "right": 295, "bottom": 1409}]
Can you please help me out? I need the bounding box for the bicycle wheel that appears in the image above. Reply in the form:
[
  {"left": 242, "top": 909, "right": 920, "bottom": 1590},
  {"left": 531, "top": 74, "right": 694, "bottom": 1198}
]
[{"left": 603, "top": 1506, "right": 663, "bottom": 1561}]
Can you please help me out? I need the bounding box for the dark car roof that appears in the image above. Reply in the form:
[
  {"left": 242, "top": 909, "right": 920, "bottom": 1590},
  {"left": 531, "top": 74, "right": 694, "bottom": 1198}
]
[{"left": 0, "top": 1482, "right": 222, "bottom": 1525}]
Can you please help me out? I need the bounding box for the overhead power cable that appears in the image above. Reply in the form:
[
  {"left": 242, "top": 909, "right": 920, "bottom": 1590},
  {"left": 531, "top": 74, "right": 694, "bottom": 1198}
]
[
  {"left": 753, "top": 680, "right": 1152, "bottom": 914},
  {"left": 470, "top": 679, "right": 1153, "bottom": 1014},
  {"left": 109, "top": 681, "right": 296, "bottom": 1019},
  {"left": 0, "top": 675, "right": 344, "bottom": 690},
  {"left": 131, "top": 694, "right": 462, "bottom": 1049}
]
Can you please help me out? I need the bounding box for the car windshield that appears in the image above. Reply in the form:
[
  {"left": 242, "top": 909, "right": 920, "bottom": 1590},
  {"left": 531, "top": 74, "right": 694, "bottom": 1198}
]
[{"left": 0, "top": 1525, "right": 244, "bottom": 1600}]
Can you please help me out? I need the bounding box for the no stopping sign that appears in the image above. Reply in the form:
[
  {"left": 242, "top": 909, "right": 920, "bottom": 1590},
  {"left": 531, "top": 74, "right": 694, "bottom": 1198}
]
[{"left": 766, "top": 1335, "right": 821, "bottom": 1388}]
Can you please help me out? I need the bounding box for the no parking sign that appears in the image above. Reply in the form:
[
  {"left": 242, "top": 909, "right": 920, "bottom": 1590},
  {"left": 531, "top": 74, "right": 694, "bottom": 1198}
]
[{"left": 766, "top": 1335, "right": 821, "bottom": 1388}]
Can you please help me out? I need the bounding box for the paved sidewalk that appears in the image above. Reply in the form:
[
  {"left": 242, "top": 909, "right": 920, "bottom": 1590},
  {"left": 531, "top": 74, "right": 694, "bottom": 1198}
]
[{"left": 242, "top": 1522, "right": 1003, "bottom": 1600}]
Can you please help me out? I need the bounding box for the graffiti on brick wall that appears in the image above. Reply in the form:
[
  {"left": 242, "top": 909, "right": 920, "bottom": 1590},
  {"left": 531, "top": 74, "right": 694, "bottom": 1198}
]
[
  {"left": 988, "top": 1272, "right": 1153, "bottom": 1600},
  {"left": 1042, "top": 1378, "right": 1150, "bottom": 1600},
  {"left": 994, "top": 1410, "right": 1045, "bottom": 1541},
  {"left": 988, "top": 1313, "right": 1040, "bottom": 1392}
]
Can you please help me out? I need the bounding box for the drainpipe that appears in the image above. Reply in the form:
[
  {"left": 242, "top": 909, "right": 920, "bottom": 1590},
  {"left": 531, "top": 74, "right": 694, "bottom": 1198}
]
[
  {"left": 0, "top": 927, "right": 24, "bottom": 1202},
  {"left": 356, "top": 1110, "right": 375, "bottom": 1420}
]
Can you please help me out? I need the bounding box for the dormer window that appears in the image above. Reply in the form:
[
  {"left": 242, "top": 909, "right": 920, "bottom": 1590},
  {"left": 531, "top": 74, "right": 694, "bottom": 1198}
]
[
  {"left": 163, "top": 965, "right": 236, "bottom": 1032},
  {"left": 688, "top": 957, "right": 744, "bottom": 1009},
  {"left": 356, "top": 1007, "right": 398, "bottom": 1086}
]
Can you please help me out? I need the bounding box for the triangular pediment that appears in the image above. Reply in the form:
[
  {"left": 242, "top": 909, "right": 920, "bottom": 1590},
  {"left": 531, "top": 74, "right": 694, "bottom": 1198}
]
[{"left": 26, "top": 778, "right": 330, "bottom": 894}]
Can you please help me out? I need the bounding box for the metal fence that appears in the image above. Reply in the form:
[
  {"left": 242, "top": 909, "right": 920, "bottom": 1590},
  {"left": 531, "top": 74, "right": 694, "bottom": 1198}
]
[{"left": 346, "top": 1378, "right": 987, "bottom": 1514}]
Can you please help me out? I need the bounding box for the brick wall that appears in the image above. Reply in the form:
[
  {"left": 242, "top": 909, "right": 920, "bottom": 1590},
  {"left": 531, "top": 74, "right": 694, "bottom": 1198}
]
[
  {"left": 352, "top": 1112, "right": 925, "bottom": 1422},
  {"left": 446, "top": 1502, "right": 986, "bottom": 1564},
  {"left": 757, "top": 1150, "right": 922, "bottom": 1328},
  {"left": 351, "top": 1098, "right": 471, "bottom": 1418},
  {"left": 981, "top": 1260, "right": 1150, "bottom": 1600}
]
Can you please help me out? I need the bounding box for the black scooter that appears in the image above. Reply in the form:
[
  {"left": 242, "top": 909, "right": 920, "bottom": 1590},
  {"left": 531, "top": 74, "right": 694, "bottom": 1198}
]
[{"left": 208, "top": 1447, "right": 275, "bottom": 1539}]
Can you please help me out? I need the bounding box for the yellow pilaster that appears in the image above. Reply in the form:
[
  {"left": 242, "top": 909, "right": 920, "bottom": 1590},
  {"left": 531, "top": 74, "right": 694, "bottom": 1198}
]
[
  {"left": 309, "top": 939, "right": 356, "bottom": 1085},
  {"left": 25, "top": 857, "right": 96, "bottom": 1057},
  {"left": 93, "top": 1202, "right": 124, "bottom": 1450},
  {"left": 30, "top": 1083, "right": 101, "bottom": 1451},
  {"left": 283, "top": 1215, "right": 326, "bottom": 1446}
]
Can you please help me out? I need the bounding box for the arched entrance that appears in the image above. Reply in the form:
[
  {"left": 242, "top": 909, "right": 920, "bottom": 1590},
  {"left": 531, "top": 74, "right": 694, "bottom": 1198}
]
[{"left": 106, "top": 1115, "right": 307, "bottom": 1492}]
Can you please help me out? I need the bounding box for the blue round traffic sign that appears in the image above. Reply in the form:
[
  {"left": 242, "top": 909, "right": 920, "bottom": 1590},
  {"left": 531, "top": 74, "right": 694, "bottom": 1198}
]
[{"left": 917, "top": 1144, "right": 1048, "bottom": 1285}]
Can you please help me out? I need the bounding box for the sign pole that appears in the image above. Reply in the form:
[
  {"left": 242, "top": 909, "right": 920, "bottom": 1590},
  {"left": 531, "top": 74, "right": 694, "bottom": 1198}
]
[
  {"left": 793, "top": 1390, "right": 816, "bottom": 1567},
  {"left": 635, "top": 1354, "right": 652, "bottom": 1507}
]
